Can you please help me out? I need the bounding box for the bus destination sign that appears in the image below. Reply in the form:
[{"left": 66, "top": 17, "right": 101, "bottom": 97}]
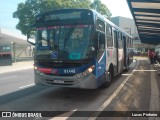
[{"left": 45, "top": 12, "right": 81, "bottom": 21}]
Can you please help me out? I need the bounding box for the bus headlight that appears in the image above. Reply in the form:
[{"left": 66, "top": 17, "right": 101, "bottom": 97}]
[
  {"left": 34, "top": 66, "right": 38, "bottom": 70},
  {"left": 82, "top": 65, "right": 95, "bottom": 76}
]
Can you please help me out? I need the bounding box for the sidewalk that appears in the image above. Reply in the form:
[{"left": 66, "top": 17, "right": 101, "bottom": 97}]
[
  {"left": 96, "top": 57, "right": 160, "bottom": 119},
  {"left": 0, "top": 61, "right": 34, "bottom": 74}
]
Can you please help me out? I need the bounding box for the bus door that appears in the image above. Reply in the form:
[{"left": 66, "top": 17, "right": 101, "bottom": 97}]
[
  {"left": 113, "top": 30, "right": 119, "bottom": 74},
  {"left": 96, "top": 19, "right": 106, "bottom": 83},
  {"left": 97, "top": 32, "right": 106, "bottom": 77}
]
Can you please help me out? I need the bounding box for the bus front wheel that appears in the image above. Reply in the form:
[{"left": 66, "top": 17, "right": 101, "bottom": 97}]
[{"left": 102, "top": 70, "right": 112, "bottom": 88}]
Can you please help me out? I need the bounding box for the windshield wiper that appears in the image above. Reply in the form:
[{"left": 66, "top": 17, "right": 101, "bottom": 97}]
[{"left": 63, "top": 24, "right": 77, "bottom": 48}]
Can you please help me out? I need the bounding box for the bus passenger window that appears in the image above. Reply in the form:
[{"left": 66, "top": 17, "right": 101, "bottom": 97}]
[
  {"left": 106, "top": 25, "right": 113, "bottom": 47},
  {"left": 113, "top": 31, "right": 118, "bottom": 48},
  {"left": 118, "top": 32, "right": 122, "bottom": 48},
  {"left": 99, "top": 33, "right": 105, "bottom": 50},
  {"left": 129, "top": 39, "right": 132, "bottom": 48},
  {"left": 96, "top": 19, "right": 105, "bottom": 32},
  {"left": 131, "top": 39, "right": 133, "bottom": 48},
  {"left": 127, "top": 38, "right": 129, "bottom": 48},
  {"left": 107, "top": 36, "right": 113, "bottom": 47},
  {"left": 106, "top": 26, "right": 112, "bottom": 36}
]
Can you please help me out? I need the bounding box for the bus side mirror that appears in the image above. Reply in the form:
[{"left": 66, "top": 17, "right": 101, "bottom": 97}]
[{"left": 27, "top": 28, "right": 36, "bottom": 46}]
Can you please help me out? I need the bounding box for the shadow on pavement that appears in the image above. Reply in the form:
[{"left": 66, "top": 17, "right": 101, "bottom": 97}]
[{"left": 0, "top": 85, "right": 50, "bottom": 105}]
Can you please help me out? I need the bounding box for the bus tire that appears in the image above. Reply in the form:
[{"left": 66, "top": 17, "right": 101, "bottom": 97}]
[
  {"left": 124, "top": 59, "right": 129, "bottom": 72},
  {"left": 125, "top": 65, "right": 129, "bottom": 72},
  {"left": 102, "top": 69, "right": 112, "bottom": 88}
]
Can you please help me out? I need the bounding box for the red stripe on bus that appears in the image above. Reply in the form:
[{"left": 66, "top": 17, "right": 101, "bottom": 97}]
[{"left": 37, "top": 67, "right": 52, "bottom": 74}]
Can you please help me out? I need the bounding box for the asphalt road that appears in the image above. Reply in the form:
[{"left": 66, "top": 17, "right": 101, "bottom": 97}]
[{"left": 0, "top": 58, "right": 159, "bottom": 120}]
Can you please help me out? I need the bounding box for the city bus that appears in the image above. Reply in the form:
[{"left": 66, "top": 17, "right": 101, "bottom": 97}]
[{"left": 27, "top": 8, "right": 133, "bottom": 89}]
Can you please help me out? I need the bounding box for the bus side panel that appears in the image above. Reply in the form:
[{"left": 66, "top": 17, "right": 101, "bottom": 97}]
[
  {"left": 106, "top": 47, "right": 123, "bottom": 78},
  {"left": 95, "top": 51, "right": 107, "bottom": 87},
  {"left": 113, "top": 30, "right": 119, "bottom": 75},
  {"left": 123, "top": 35, "right": 128, "bottom": 68},
  {"left": 118, "top": 33, "right": 125, "bottom": 72},
  {"left": 123, "top": 36, "right": 133, "bottom": 69},
  {"left": 128, "top": 39, "right": 134, "bottom": 65},
  {"left": 118, "top": 48, "right": 124, "bottom": 72}
]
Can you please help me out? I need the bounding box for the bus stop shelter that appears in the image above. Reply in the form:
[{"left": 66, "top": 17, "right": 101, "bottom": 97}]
[{"left": 127, "top": 0, "right": 160, "bottom": 45}]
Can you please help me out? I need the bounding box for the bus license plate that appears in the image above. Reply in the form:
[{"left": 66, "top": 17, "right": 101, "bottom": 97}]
[{"left": 54, "top": 80, "right": 64, "bottom": 84}]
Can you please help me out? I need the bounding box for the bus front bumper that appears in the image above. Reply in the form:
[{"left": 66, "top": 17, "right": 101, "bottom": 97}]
[{"left": 34, "top": 71, "right": 98, "bottom": 89}]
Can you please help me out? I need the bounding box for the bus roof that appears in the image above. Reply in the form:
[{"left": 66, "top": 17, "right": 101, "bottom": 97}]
[
  {"left": 92, "top": 9, "right": 132, "bottom": 38},
  {"left": 36, "top": 8, "right": 132, "bottom": 38}
]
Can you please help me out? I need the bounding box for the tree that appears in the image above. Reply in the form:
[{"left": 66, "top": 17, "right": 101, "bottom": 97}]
[
  {"left": 90, "top": 0, "right": 112, "bottom": 19},
  {"left": 13, "top": 0, "right": 111, "bottom": 35}
]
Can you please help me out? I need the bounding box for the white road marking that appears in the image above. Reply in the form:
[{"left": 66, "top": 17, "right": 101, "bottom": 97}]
[
  {"left": 50, "top": 118, "right": 68, "bottom": 120},
  {"left": 125, "top": 82, "right": 134, "bottom": 88},
  {"left": 49, "top": 109, "right": 77, "bottom": 120},
  {"left": 19, "top": 83, "right": 35, "bottom": 89},
  {"left": 133, "top": 70, "right": 157, "bottom": 71},
  {"left": 88, "top": 60, "right": 139, "bottom": 120},
  {"left": 121, "top": 74, "right": 130, "bottom": 76},
  {"left": 0, "top": 76, "right": 17, "bottom": 80},
  {"left": 149, "top": 66, "right": 159, "bottom": 120}
]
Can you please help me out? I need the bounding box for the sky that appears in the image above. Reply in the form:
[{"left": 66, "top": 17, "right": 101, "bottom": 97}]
[
  {"left": 0, "top": 0, "right": 133, "bottom": 34},
  {"left": 101, "top": 0, "right": 133, "bottom": 19}
]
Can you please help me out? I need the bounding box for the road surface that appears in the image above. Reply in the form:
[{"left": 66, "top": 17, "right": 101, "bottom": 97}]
[{"left": 0, "top": 58, "right": 159, "bottom": 120}]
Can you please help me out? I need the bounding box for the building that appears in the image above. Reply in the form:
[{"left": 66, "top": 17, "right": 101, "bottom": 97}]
[
  {"left": 0, "top": 28, "right": 33, "bottom": 63},
  {"left": 111, "top": 16, "right": 154, "bottom": 54}
]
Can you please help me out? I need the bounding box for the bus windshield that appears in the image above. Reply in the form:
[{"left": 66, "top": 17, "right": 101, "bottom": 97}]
[{"left": 35, "top": 25, "right": 95, "bottom": 61}]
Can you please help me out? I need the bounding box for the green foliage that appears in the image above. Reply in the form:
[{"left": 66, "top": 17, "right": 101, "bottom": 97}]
[
  {"left": 90, "top": 0, "right": 112, "bottom": 19},
  {"left": 13, "top": 0, "right": 111, "bottom": 35}
]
